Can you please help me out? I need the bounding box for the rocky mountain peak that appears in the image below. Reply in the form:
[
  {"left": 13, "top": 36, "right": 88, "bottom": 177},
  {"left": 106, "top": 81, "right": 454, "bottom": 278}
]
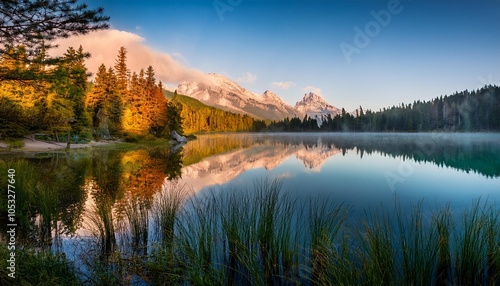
[
  {"left": 295, "top": 92, "right": 329, "bottom": 107},
  {"left": 176, "top": 74, "right": 338, "bottom": 121},
  {"left": 176, "top": 74, "right": 296, "bottom": 120}
]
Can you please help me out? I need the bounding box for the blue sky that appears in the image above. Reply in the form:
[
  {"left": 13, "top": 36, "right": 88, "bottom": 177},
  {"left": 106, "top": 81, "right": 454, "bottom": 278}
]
[{"left": 83, "top": 0, "right": 500, "bottom": 111}]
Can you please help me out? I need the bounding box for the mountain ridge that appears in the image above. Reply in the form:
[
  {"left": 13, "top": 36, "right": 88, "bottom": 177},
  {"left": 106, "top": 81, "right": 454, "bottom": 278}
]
[{"left": 176, "top": 73, "right": 339, "bottom": 121}]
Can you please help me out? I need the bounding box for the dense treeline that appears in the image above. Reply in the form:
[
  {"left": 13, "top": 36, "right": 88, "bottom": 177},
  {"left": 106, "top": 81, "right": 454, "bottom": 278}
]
[
  {"left": 270, "top": 85, "right": 500, "bottom": 132},
  {"left": 2, "top": 44, "right": 498, "bottom": 140},
  {"left": 0, "top": 0, "right": 109, "bottom": 82},
  {"left": 0, "top": 45, "right": 92, "bottom": 139},
  {"left": 0, "top": 44, "right": 267, "bottom": 141},
  {"left": 0, "top": 46, "right": 185, "bottom": 140},
  {"left": 171, "top": 91, "right": 267, "bottom": 133},
  {"left": 87, "top": 47, "right": 175, "bottom": 138}
]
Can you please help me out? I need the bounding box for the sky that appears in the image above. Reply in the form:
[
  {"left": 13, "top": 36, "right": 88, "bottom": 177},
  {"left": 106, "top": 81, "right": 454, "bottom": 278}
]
[{"left": 60, "top": 0, "right": 500, "bottom": 112}]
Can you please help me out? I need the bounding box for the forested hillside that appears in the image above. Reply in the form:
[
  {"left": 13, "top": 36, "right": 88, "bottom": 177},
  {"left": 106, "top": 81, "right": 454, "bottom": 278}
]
[
  {"left": 1, "top": 43, "right": 498, "bottom": 140},
  {"left": 270, "top": 85, "right": 500, "bottom": 132},
  {"left": 166, "top": 91, "right": 267, "bottom": 133},
  {"left": 0, "top": 45, "right": 266, "bottom": 141},
  {"left": 0, "top": 46, "right": 180, "bottom": 140}
]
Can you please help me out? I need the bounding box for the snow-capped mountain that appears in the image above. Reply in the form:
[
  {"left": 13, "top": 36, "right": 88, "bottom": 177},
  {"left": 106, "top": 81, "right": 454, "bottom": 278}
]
[
  {"left": 295, "top": 92, "right": 340, "bottom": 116},
  {"left": 176, "top": 73, "right": 339, "bottom": 122},
  {"left": 176, "top": 73, "right": 297, "bottom": 120},
  {"left": 294, "top": 92, "right": 340, "bottom": 126}
]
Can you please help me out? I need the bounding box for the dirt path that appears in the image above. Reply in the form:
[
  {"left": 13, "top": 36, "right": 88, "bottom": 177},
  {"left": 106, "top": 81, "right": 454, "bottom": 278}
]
[{"left": 0, "top": 138, "right": 119, "bottom": 152}]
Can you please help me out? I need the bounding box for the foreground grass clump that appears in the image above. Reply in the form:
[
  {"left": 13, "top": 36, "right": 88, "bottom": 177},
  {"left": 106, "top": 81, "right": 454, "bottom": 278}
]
[
  {"left": 4, "top": 175, "right": 499, "bottom": 285},
  {"left": 0, "top": 244, "right": 81, "bottom": 285},
  {"left": 142, "top": 181, "right": 500, "bottom": 285},
  {"left": 6, "top": 139, "right": 25, "bottom": 149}
]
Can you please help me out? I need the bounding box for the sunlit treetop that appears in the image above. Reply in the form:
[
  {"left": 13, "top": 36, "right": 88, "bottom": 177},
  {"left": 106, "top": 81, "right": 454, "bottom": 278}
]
[{"left": 0, "top": 0, "right": 109, "bottom": 81}]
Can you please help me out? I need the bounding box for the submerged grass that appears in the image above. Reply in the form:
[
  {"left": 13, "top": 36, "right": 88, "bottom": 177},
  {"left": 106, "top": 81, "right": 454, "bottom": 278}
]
[
  {"left": 395, "top": 201, "right": 439, "bottom": 286},
  {"left": 0, "top": 243, "right": 81, "bottom": 285},
  {"left": 162, "top": 182, "right": 500, "bottom": 286},
  {"left": 5, "top": 175, "right": 500, "bottom": 285},
  {"left": 124, "top": 196, "right": 150, "bottom": 256},
  {"left": 360, "top": 206, "right": 396, "bottom": 285},
  {"left": 307, "top": 197, "right": 351, "bottom": 285},
  {"left": 147, "top": 182, "right": 190, "bottom": 284}
]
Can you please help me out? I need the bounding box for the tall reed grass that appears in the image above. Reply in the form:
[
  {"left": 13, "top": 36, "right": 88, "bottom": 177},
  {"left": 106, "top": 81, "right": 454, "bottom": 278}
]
[
  {"left": 147, "top": 182, "right": 190, "bottom": 284},
  {"left": 145, "top": 180, "right": 500, "bottom": 285},
  {"left": 5, "top": 171, "right": 500, "bottom": 285},
  {"left": 124, "top": 196, "right": 150, "bottom": 256},
  {"left": 81, "top": 191, "right": 125, "bottom": 285}
]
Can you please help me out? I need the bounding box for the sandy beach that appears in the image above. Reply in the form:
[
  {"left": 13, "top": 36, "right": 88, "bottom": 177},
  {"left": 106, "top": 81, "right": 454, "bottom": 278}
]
[{"left": 0, "top": 138, "right": 119, "bottom": 152}]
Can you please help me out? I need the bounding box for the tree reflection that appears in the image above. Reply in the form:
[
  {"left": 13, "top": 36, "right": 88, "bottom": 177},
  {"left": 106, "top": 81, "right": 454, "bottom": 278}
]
[
  {"left": 0, "top": 144, "right": 184, "bottom": 252},
  {"left": 0, "top": 154, "right": 89, "bottom": 249}
]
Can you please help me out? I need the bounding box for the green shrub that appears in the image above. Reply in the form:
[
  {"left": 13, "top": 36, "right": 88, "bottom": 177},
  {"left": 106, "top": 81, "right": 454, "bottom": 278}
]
[
  {"left": 7, "top": 139, "right": 24, "bottom": 149},
  {"left": 77, "top": 129, "right": 93, "bottom": 143},
  {"left": 123, "top": 133, "right": 140, "bottom": 143},
  {"left": 143, "top": 134, "right": 157, "bottom": 142},
  {"left": 0, "top": 245, "right": 81, "bottom": 285}
]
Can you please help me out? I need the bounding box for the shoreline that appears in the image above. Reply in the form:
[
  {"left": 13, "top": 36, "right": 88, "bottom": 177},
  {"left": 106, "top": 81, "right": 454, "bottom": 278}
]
[{"left": 0, "top": 138, "right": 120, "bottom": 153}]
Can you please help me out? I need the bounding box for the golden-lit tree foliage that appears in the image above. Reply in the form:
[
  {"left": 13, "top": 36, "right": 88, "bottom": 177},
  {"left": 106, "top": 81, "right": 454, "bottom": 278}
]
[
  {"left": 0, "top": 0, "right": 109, "bottom": 82},
  {"left": 91, "top": 48, "right": 169, "bottom": 136},
  {"left": 121, "top": 69, "right": 150, "bottom": 134},
  {"left": 0, "top": 45, "right": 92, "bottom": 138},
  {"left": 177, "top": 97, "right": 258, "bottom": 133},
  {"left": 88, "top": 65, "right": 123, "bottom": 136},
  {"left": 0, "top": 46, "right": 42, "bottom": 109}
]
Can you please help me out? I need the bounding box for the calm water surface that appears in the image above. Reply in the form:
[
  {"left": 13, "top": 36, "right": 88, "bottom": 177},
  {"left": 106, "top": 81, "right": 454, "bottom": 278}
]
[
  {"left": 1, "top": 132, "right": 499, "bottom": 278},
  {"left": 180, "top": 133, "right": 500, "bottom": 213}
]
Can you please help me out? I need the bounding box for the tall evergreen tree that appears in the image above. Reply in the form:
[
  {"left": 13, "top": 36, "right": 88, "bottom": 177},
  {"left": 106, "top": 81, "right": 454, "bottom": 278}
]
[
  {"left": 106, "top": 67, "right": 122, "bottom": 134},
  {"left": 63, "top": 45, "right": 90, "bottom": 135},
  {"left": 165, "top": 92, "right": 184, "bottom": 135},
  {"left": 0, "top": 0, "right": 109, "bottom": 81},
  {"left": 87, "top": 64, "right": 121, "bottom": 136},
  {"left": 114, "top": 46, "right": 129, "bottom": 97}
]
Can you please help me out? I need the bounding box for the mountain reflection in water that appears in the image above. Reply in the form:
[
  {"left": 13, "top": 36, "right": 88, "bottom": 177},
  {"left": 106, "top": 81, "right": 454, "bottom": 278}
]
[
  {"left": 0, "top": 133, "right": 498, "bottom": 248},
  {"left": 179, "top": 133, "right": 500, "bottom": 192}
]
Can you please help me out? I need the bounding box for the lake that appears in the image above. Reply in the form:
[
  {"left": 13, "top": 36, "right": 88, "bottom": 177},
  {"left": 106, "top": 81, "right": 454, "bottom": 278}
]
[
  {"left": 180, "top": 133, "right": 500, "bottom": 212},
  {"left": 1, "top": 132, "right": 499, "bottom": 284}
]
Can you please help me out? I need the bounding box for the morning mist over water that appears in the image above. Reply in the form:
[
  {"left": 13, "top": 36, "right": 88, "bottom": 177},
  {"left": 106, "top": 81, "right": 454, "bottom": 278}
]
[{"left": 180, "top": 133, "right": 500, "bottom": 209}]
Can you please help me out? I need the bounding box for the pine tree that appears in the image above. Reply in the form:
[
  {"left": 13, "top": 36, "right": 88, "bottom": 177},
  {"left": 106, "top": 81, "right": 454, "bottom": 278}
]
[
  {"left": 63, "top": 46, "right": 90, "bottom": 135},
  {"left": 107, "top": 67, "right": 122, "bottom": 134},
  {"left": 0, "top": 0, "right": 109, "bottom": 81},
  {"left": 165, "top": 92, "right": 184, "bottom": 135},
  {"left": 145, "top": 65, "right": 156, "bottom": 90},
  {"left": 86, "top": 64, "right": 121, "bottom": 137},
  {"left": 114, "top": 47, "right": 129, "bottom": 97}
]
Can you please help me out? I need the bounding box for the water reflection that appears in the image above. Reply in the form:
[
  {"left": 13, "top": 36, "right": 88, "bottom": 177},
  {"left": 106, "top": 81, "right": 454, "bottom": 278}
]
[
  {"left": 0, "top": 147, "right": 182, "bottom": 249},
  {"left": 1, "top": 133, "right": 499, "bottom": 284},
  {"left": 179, "top": 133, "right": 500, "bottom": 193},
  {"left": 1, "top": 133, "right": 499, "bottom": 247}
]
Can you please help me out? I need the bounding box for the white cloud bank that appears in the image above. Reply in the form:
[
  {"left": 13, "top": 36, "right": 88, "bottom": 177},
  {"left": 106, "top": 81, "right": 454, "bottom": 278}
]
[
  {"left": 272, "top": 81, "right": 296, "bottom": 90},
  {"left": 53, "top": 29, "right": 213, "bottom": 85}
]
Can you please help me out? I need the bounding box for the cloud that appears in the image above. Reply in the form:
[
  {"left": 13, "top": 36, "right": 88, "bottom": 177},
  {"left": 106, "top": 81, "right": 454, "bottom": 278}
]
[
  {"left": 272, "top": 81, "right": 296, "bottom": 90},
  {"left": 235, "top": 72, "right": 257, "bottom": 83},
  {"left": 172, "top": 52, "right": 190, "bottom": 66},
  {"left": 52, "top": 29, "right": 213, "bottom": 85},
  {"left": 303, "top": 86, "right": 323, "bottom": 96}
]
